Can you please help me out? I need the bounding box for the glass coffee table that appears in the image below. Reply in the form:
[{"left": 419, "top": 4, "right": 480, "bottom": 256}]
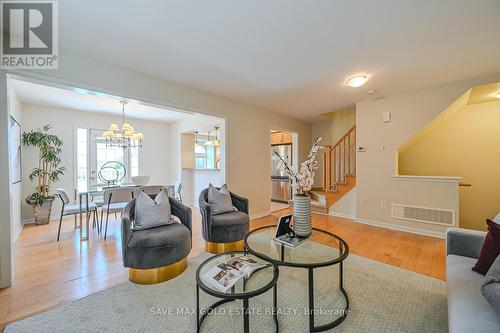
[
  {"left": 245, "top": 226, "right": 349, "bottom": 332},
  {"left": 196, "top": 251, "right": 279, "bottom": 333}
]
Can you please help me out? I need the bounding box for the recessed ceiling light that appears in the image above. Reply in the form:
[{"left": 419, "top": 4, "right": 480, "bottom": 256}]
[
  {"left": 495, "top": 92, "right": 500, "bottom": 99},
  {"left": 346, "top": 74, "right": 369, "bottom": 88},
  {"left": 365, "top": 89, "right": 376, "bottom": 95}
]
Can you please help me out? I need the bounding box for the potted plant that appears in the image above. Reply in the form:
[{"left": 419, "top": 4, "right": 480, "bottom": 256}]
[
  {"left": 275, "top": 137, "right": 322, "bottom": 237},
  {"left": 22, "top": 125, "right": 65, "bottom": 225}
]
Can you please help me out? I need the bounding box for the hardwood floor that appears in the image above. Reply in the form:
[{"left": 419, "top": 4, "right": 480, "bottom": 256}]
[{"left": 0, "top": 208, "right": 446, "bottom": 328}]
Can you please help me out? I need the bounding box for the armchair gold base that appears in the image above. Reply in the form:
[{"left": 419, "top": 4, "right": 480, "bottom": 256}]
[
  {"left": 129, "top": 257, "right": 188, "bottom": 285},
  {"left": 206, "top": 240, "right": 245, "bottom": 254}
]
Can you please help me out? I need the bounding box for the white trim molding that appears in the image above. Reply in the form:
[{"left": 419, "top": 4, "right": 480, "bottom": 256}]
[
  {"left": 392, "top": 175, "right": 462, "bottom": 183},
  {"left": 22, "top": 214, "right": 61, "bottom": 225},
  {"left": 13, "top": 224, "right": 23, "bottom": 243},
  {"left": 250, "top": 211, "right": 271, "bottom": 220},
  {"left": 328, "top": 211, "right": 356, "bottom": 220}
]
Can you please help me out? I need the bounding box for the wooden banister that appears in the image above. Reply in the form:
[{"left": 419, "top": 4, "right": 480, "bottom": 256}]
[{"left": 323, "top": 125, "right": 356, "bottom": 191}]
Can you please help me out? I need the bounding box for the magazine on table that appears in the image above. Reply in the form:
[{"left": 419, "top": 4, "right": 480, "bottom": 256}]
[{"left": 203, "top": 256, "right": 267, "bottom": 292}]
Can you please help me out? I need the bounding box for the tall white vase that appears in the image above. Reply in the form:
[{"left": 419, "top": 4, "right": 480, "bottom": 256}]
[{"left": 293, "top": 194, "right": 312, "bottom": 237}]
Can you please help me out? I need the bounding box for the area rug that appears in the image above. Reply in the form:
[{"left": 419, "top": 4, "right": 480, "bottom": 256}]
[{"left": 6, "top": 253, "right": 447, "bottom": 332}]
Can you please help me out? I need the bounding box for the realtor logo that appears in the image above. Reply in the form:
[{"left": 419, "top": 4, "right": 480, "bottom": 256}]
[{"left": 1, "top": 0, "right": 58, "bottom": 69}]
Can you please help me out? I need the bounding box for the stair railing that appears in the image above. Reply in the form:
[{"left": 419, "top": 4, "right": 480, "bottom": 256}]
[{"left": 323, "top": 125, "right": 356, "bottom": 191}]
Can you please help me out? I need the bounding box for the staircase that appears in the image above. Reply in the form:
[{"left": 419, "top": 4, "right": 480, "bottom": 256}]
[{"left": 309, "top": 125, "right": 357, "bottom": 213}]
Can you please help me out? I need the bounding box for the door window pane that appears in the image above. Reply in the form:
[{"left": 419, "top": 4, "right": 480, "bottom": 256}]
[
  {"left": 95, "top": 140, "right": 126, "bottom": 185},
  {"left": 76, "top": 128, "right": 87, "bottom": 192},
  {"left": 79, "top": 129, "right": 141, "bottom": 189}
]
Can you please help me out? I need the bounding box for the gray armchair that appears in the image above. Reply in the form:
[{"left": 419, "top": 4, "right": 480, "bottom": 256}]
[
  {"left": 199, "top": 188, "right": 249, "bottom": 253},
  {"left": 445, "top": 228, "right": 500, "bottom": 333},
  {"left": 121, "top": 194, "right": 192, "bottom": 284}
]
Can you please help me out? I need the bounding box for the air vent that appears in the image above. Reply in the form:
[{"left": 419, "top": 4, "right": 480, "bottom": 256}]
[{"left": 391, "top": 204, "right": 455, "bottom": 226}]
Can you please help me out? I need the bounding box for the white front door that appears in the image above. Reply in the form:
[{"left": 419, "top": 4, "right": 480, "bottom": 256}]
[{"left": 88, "top": 129, "right": 135, "bottom": 187}]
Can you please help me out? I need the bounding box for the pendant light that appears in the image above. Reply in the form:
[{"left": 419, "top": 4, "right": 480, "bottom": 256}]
[
  {"left": 195, "top": 131, "right": 202, "bottom": 150},
  {"left": 204, "top": 131, "right": 213, "bottom": 145},
  {"left": 213, "top": 126, "right": 220, "bottom": 146}
]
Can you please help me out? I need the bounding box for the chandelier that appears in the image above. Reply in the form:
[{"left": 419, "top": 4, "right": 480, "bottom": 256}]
[{"left": 102, "top": 101, "right": 144, "bottom": 149}]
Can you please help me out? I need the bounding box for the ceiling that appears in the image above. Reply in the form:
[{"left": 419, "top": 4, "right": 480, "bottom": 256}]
[
  {"left": 59, "top": 1, "right": 500, "bottom": 122},
  {"left": 10, "top": 79, "right": 200, "bottom": 123}
]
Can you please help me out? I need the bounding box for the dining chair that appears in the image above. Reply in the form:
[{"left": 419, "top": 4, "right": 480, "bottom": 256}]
[
  {"left": 55, "top": 188, "right": 99, "bottom": 241},
  {"left": 139, "top": 185, "right": 165, "bottom": 195},
  {"left": 171, "top": 181, "right": 183, "bottom": 203},
  {"left": 102, "top": 187, "right": 136, "bottom": 239}
]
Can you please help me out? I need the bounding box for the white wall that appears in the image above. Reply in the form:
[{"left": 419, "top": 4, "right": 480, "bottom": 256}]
[
  {"left": 193, "top": 169, "right": 223, "bottom": 207},
  {"left": 8, "top": 87, "right": 23, "bottom": 243},
  {"left": 355, "top": 72, "right": 500, "bottom": 237},
  {"left": 329, "top": 188, "right": 357, "bottom": 219},
  {"left": 180, "top": 169, "right": 195, "bottom": 206},
  {"left": 20, "top": 103, "right": 171, "bottom": 221}
]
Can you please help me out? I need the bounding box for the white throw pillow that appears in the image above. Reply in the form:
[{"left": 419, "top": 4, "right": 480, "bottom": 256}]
[
  {"left": 133, "top": 188, "right": 172, "bottom": 230},
  {"left": 208, "top": 183, "right": 235, "bottom": 215}
]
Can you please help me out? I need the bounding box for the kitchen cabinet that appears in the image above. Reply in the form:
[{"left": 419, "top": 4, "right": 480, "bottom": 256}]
[
  {"left": 271, "top": 131, "right": 292, "bottom": 145},
  {"left": 271, "top": 132, "right": 282, "bottom": 145},
  {"left": 282, "top": 132, "right": 292, "bottom": 144}
]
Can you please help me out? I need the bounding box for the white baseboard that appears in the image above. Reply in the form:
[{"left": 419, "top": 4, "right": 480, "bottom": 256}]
[
  {"left": 328, "top": 211, "right": 356, "bottom": 220},
  {"left": 22, "top": 214, "right": 61, "bottom": 225},
  {"left": 22, "top": 213, "right": 70, "bottom": 225},
  {"left": 326, "top": 208, "right": 446, "bottom": 239},
  {"left": 354, "top": 217, "right": 446, "bottom": 239},
  {"left": 250, "top": 211, "right": 271, "bottom": 220},
  {"left": 14, "top": 224, "right": 23, "bottom": 243}
]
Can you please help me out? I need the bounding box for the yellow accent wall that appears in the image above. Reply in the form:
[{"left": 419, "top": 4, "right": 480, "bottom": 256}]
[
  {"left": 398, "top": 98, "right": 500, "bottom": 230},
  {"left": 319, "top": 106, "right": 356, "bottom": 143}
]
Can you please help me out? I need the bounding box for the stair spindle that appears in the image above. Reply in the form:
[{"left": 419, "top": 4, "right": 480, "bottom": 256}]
[{"left": 322, "top": 125, "right": 356, "bottom": 192}]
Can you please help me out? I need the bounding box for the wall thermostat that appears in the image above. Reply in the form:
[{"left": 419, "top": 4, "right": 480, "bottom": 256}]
[{"left": 383, "top": 111, "right": 391, "bottom": 123}]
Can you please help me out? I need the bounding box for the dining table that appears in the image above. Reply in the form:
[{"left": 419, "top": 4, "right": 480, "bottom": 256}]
[{"left": 78, "top": 184, "right": 175, "bottom": 241}]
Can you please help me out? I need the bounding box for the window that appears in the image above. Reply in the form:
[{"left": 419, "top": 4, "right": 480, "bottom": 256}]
[
  {"left": 130, "top": 147, "right": 139, "bottom": 177},
  {"left": 195, "top": 143, "right": 207, "bottom": 169},
  {"left": 194, "top": 138, "right": 220, "bottom": 169},
  {"left": 76, "top": 128, "right": 140, "bottom": 191}
]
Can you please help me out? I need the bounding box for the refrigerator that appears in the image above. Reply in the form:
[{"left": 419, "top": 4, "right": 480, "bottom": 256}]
[{"left": 271, "top": 144, "right": 293, "bottom": 203}]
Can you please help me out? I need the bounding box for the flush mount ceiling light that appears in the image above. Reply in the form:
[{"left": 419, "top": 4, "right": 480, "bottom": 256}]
[
  {"left": 495, "top": 92, "right": 500, "bottom": 99},
  {"left": 346, "top": 74, "right": 369, "bottom": 88}
]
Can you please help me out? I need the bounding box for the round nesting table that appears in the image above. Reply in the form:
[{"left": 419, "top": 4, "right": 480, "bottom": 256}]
[
  {"left": 245, "top": 226, "right": 349, "bottom": 332},
  {"left": 196, "top": 251, "right": 279, "bottom": 333}
]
